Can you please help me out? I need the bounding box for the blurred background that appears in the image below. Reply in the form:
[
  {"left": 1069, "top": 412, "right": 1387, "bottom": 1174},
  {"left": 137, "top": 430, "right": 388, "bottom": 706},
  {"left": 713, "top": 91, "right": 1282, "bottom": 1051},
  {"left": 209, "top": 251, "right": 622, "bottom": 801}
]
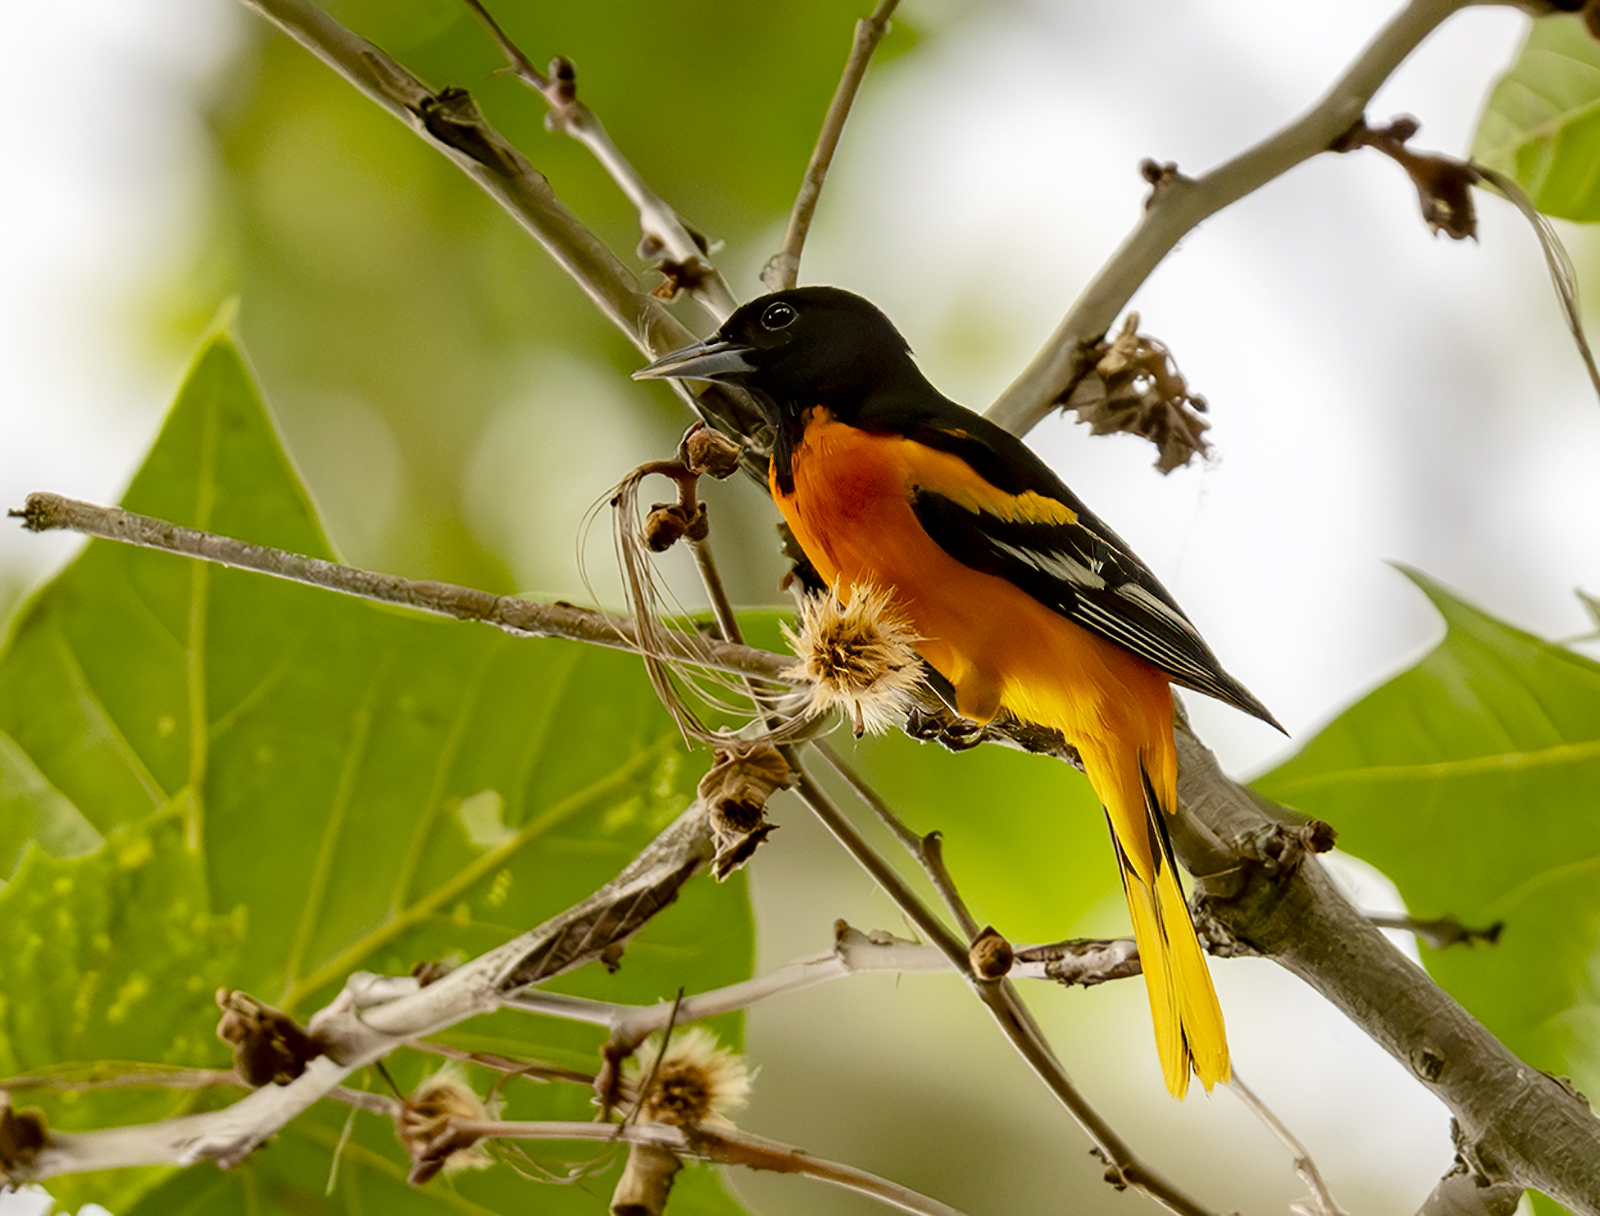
[{"left": 3, "top": 1, "right": 1597, "bottom": 1213}]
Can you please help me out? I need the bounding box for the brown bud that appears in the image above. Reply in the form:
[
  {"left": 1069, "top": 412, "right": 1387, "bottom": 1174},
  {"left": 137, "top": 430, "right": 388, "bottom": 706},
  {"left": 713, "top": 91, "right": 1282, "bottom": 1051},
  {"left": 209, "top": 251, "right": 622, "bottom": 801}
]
[
  {"left": 1301, "top": 819, "right": 1337, "bottom": 854},
  {"left": 550, "top": 57, "right": 577, "bottom": 103},
  {"left": 680, "top": 423, "right": 743, "bottom": 480},
  {"left": 216, "top": 989, "right": 326, "bottom": 1087},
  {"left": 1404, "top": 154, "right": 1479, "bottom": 241},
  {"left": 643, "top": 502, "right": 709, "bottom": 551},
  {"left": 0, "top": 1094, "right": 49, "bottom": 1178},
  {"left": 643, "top": 504, "right": 685, "bottom": 551},
  {"left": 969, "top": 927, "right": 1015, "bottom": 980}
]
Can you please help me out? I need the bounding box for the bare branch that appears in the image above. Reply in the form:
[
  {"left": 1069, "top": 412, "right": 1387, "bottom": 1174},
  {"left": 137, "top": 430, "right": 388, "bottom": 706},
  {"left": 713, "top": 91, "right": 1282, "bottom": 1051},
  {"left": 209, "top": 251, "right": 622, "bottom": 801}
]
[
  {"left": 763, "top": 0, "right": 901, "bottom": 291},
  {"left": 459, "top": 0, "right": 737, "bottom": 320},
  {"left": 780, "top": 753, "right": 1217, "bottom": 1216},
  {"left": 984, "top": 0, "right": 1480, "bottom": 436},
  {"left": 435, "top": 1117, "right": 972, "bottom": 1216},
  {"left": 11, "top": 492, "right": 795, "bottom": 688},
  {"left": 1228, "top": 1072, "right": 1348, "bottom": 1216},
  {"left": 1, "top": 802, "right": 717, "bottom": 1185},
  {"left": 1172, "top": 723, "right": 1600, "bottom": 1213},
  {"left": 237, "top": 0, "right": 768, "bottom": 447}
]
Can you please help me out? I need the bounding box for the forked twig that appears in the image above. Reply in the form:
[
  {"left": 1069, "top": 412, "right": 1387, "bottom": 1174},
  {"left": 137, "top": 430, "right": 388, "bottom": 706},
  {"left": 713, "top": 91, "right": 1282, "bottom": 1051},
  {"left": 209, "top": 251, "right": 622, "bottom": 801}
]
[
  {"left": 459, "top": 0, "right": 737, "bottom": 320},
  {"left": 984, "top": 0, "right": 1479, "bottom": 435}
]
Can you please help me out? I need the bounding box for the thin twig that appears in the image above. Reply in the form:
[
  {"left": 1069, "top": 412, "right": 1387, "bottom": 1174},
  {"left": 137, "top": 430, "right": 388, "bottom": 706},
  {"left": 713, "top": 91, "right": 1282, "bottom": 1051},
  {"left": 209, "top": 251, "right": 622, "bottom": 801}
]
[
  {"left": 238, "top": 0, "right": 768, "bottom": 449},
  {"left": 10, "top": 493, "right": 795, "bottom": 688},
  {"left": 812, "top": 738, "right": 983, "bottom": 941},
  {"left": 1471, "top": 162, "right": 1600, "bottom": 405},
  {"left": 459, "top": 0, "right": 736, "bottom": 320},
  {"left": 1228, "top": 1072, "right": 1348, "bottom": 1216},
  {"left": 782, "top": 755, "right": 1215, "bottom": 1216},
  {"left": 985, "top": 0, "right": 1479, "bottom": 435},
  {"left": 1366, "top": 911, "right": 1502, "bottom": 950},
  {"left": 763, "top": 0, "right": 901, "bottom": 291},
  {"left": 438, "top": 1118, "right": 971, "bottom": 1216}
]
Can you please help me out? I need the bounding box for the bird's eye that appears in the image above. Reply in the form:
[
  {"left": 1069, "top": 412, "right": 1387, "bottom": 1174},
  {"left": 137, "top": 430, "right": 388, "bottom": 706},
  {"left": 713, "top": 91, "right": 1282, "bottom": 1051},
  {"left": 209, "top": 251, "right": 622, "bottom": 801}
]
[{"left": 760, "top": 301, "right": 798, "bottom": 330}]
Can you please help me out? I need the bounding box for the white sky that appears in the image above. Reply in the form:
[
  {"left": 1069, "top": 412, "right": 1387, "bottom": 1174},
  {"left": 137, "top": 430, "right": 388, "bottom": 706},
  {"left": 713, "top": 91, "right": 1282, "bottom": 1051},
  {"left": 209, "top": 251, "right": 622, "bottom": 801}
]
[{"left": 2, "top": 2, "right": 1596, "bottom": 1214}]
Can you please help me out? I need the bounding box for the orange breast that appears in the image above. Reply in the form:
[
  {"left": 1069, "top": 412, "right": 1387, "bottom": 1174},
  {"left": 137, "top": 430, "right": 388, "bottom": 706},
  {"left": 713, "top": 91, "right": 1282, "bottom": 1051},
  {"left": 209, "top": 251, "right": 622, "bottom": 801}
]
[{"left": 770, "top": 410, "right": 1173, "bottom": 756}]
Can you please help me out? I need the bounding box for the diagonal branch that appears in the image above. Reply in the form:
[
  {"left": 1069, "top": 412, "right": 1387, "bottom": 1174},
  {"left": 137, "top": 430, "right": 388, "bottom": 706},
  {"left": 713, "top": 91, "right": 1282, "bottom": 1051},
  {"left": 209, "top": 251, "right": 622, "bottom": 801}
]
[
  {"left": 983, "top": 0, "right": 1481, "bottom": 436},
  {"left": 1172, "top": 723, "right": 1600, "bottom": 1213},
  {"left": 459, "top": 0, "right": 738, "bottom": 320},
  {"left": 238, "top": 0, "right": 768, "bottom": 447},
  {"left": 11, "top": 492, "right": 795, "bottom": 687},
  {"left": 763, "top": 0, "right": 901, "bottom": 291}
]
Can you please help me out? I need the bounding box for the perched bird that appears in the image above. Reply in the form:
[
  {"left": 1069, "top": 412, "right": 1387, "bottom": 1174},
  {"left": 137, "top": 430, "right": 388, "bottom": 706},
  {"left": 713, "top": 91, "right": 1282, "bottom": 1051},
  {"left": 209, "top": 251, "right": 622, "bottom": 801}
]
[{"left": 636, "top": 286, "right": 1281, "bottom": 1097}]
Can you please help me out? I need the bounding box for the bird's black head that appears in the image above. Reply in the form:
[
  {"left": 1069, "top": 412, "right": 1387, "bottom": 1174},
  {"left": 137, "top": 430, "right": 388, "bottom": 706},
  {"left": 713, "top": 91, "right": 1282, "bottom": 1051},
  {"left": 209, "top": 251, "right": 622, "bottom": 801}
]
[{"left": 634, "top": 286, "right": 928, "bottom": 429}]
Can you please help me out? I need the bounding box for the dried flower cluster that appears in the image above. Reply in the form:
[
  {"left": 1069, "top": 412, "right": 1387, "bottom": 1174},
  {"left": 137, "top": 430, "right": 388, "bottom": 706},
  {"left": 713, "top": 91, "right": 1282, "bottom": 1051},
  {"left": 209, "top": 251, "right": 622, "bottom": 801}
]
[
  {"left": 697, "top": 745, "right": 791, "bottom": 878},
  {"left": 398, "top": 1066, "right": 497, "bottom": 1183},
  {"left": 782, "top": 582, "right": 923, "bottom": 737},
  {"left": 1061, "top": 313, "right": 1211, "bottom": 473},
  {"left": 624, "top": 1027, "right": 752, "bottom": 1128}
]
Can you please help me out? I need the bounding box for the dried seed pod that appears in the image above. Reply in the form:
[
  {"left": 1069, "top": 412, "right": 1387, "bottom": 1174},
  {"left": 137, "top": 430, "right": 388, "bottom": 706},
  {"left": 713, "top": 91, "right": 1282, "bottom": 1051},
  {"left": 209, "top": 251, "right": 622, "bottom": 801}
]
[
  {"left": 680, "top": 423, "right": 743, "bottom": 480},
  {"left": 1062, "top": 314, "right": 1211, "bottom": 473},
  {"left": 698, "top": 745, "right": 791, "bottom": 877},
  {"left": 782, "top": 583, "right": 924, "bottom": 736},
  {"left": 399, "top": 1066, "right": 496, "bottom": 1184},
  {"left": 216, "top": 989, "right": 326, "bottom": 1087},
  {"left": 623, "top": 1027, "right": 752, "bottom": 1128}
]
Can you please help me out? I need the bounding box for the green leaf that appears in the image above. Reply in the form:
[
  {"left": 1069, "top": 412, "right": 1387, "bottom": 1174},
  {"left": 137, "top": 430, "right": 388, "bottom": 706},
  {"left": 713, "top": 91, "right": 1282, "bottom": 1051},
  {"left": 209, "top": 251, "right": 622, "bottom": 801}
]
[
  {"left": 838, "top": 727, "right": 1115, "bottom": 945},
  {"left": 0, "top": 335, "right": 753, "bottom": 1214},
  {"left": 1473, "top": 15, "right": 1600, "bottom": 221},
  {"left": 1254, "top": 569, "right": 1600, "bottom": 1099}
]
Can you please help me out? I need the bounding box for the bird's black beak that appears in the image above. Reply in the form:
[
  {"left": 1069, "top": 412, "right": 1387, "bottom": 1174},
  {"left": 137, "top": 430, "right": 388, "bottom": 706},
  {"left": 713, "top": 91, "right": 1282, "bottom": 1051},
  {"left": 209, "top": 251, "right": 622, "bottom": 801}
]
[{"left": 632, "top": 337, "right": 756, "bottom": 384}]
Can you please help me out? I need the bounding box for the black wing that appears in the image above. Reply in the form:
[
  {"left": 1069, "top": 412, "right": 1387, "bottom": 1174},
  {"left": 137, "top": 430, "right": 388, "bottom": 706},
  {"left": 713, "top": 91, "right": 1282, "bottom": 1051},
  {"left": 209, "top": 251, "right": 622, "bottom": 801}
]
[{"left": 884, "top": 401, "right": 1281, "bottom": 729}]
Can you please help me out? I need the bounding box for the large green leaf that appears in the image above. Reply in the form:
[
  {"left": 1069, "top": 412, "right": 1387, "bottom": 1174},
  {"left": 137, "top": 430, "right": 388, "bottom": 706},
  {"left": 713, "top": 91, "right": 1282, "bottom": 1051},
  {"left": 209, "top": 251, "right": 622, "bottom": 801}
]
[
  {"left": 0, "top": 335, "right": 753, "bottom": 1214},
  {"left": 1254, "top": 570, "right": 1600, "bottom": 1100},
  {"left": 1473, "top": 15, "right": 1600, "bottom": 221}
]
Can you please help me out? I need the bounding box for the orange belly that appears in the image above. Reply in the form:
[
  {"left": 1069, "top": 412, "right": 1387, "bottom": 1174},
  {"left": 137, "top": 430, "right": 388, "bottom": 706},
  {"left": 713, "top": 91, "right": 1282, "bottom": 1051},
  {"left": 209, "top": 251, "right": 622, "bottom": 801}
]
[{"left": 771, "top": 411, "right": 1174, "bottom": 780}]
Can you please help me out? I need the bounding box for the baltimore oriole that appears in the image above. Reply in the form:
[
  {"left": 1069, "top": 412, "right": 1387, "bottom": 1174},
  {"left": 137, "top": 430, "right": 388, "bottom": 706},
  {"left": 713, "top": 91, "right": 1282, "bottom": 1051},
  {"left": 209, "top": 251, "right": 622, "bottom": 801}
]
[{"left": 636, "top": 286, "right": 1280, "bottom": 1097}]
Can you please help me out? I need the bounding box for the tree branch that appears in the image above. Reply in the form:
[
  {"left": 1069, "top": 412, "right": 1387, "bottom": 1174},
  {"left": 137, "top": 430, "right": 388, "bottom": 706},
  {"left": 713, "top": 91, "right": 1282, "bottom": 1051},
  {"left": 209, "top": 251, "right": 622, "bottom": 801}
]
[
  {"left": 10, "top": 492, "right": 794, "bottom": 687},
  {"left": 1172, "top": 724, "right": 1600, "bottom": 1213},
  {"left": 984, "top": 0, "right": 1482, "bottom": 436},
  {"left": 1, "top": 800, "right": 717, "bottom": 1184},
  {"left": 458, "top": 0, "right": 737, "bottom": 320},
  {"left": 433, "top": 1117, "right": 972, "bottom": 1216},
  {"left": 781, "top": 753, "right": 1216, "bottom": 1216},
  {"left": 237, "top": 0, "right": 767, "bottom": 446}
]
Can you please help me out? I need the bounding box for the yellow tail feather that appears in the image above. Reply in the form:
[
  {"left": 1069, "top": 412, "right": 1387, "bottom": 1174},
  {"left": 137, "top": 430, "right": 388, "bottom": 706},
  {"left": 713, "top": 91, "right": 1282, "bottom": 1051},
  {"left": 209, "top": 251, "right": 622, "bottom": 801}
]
[
  {"left": 1102, "top": 749, "right": 1230, "bottom": 1099},
  {"left": 1116, "top": 846, "right": 1230, "bottom": 1097}
]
